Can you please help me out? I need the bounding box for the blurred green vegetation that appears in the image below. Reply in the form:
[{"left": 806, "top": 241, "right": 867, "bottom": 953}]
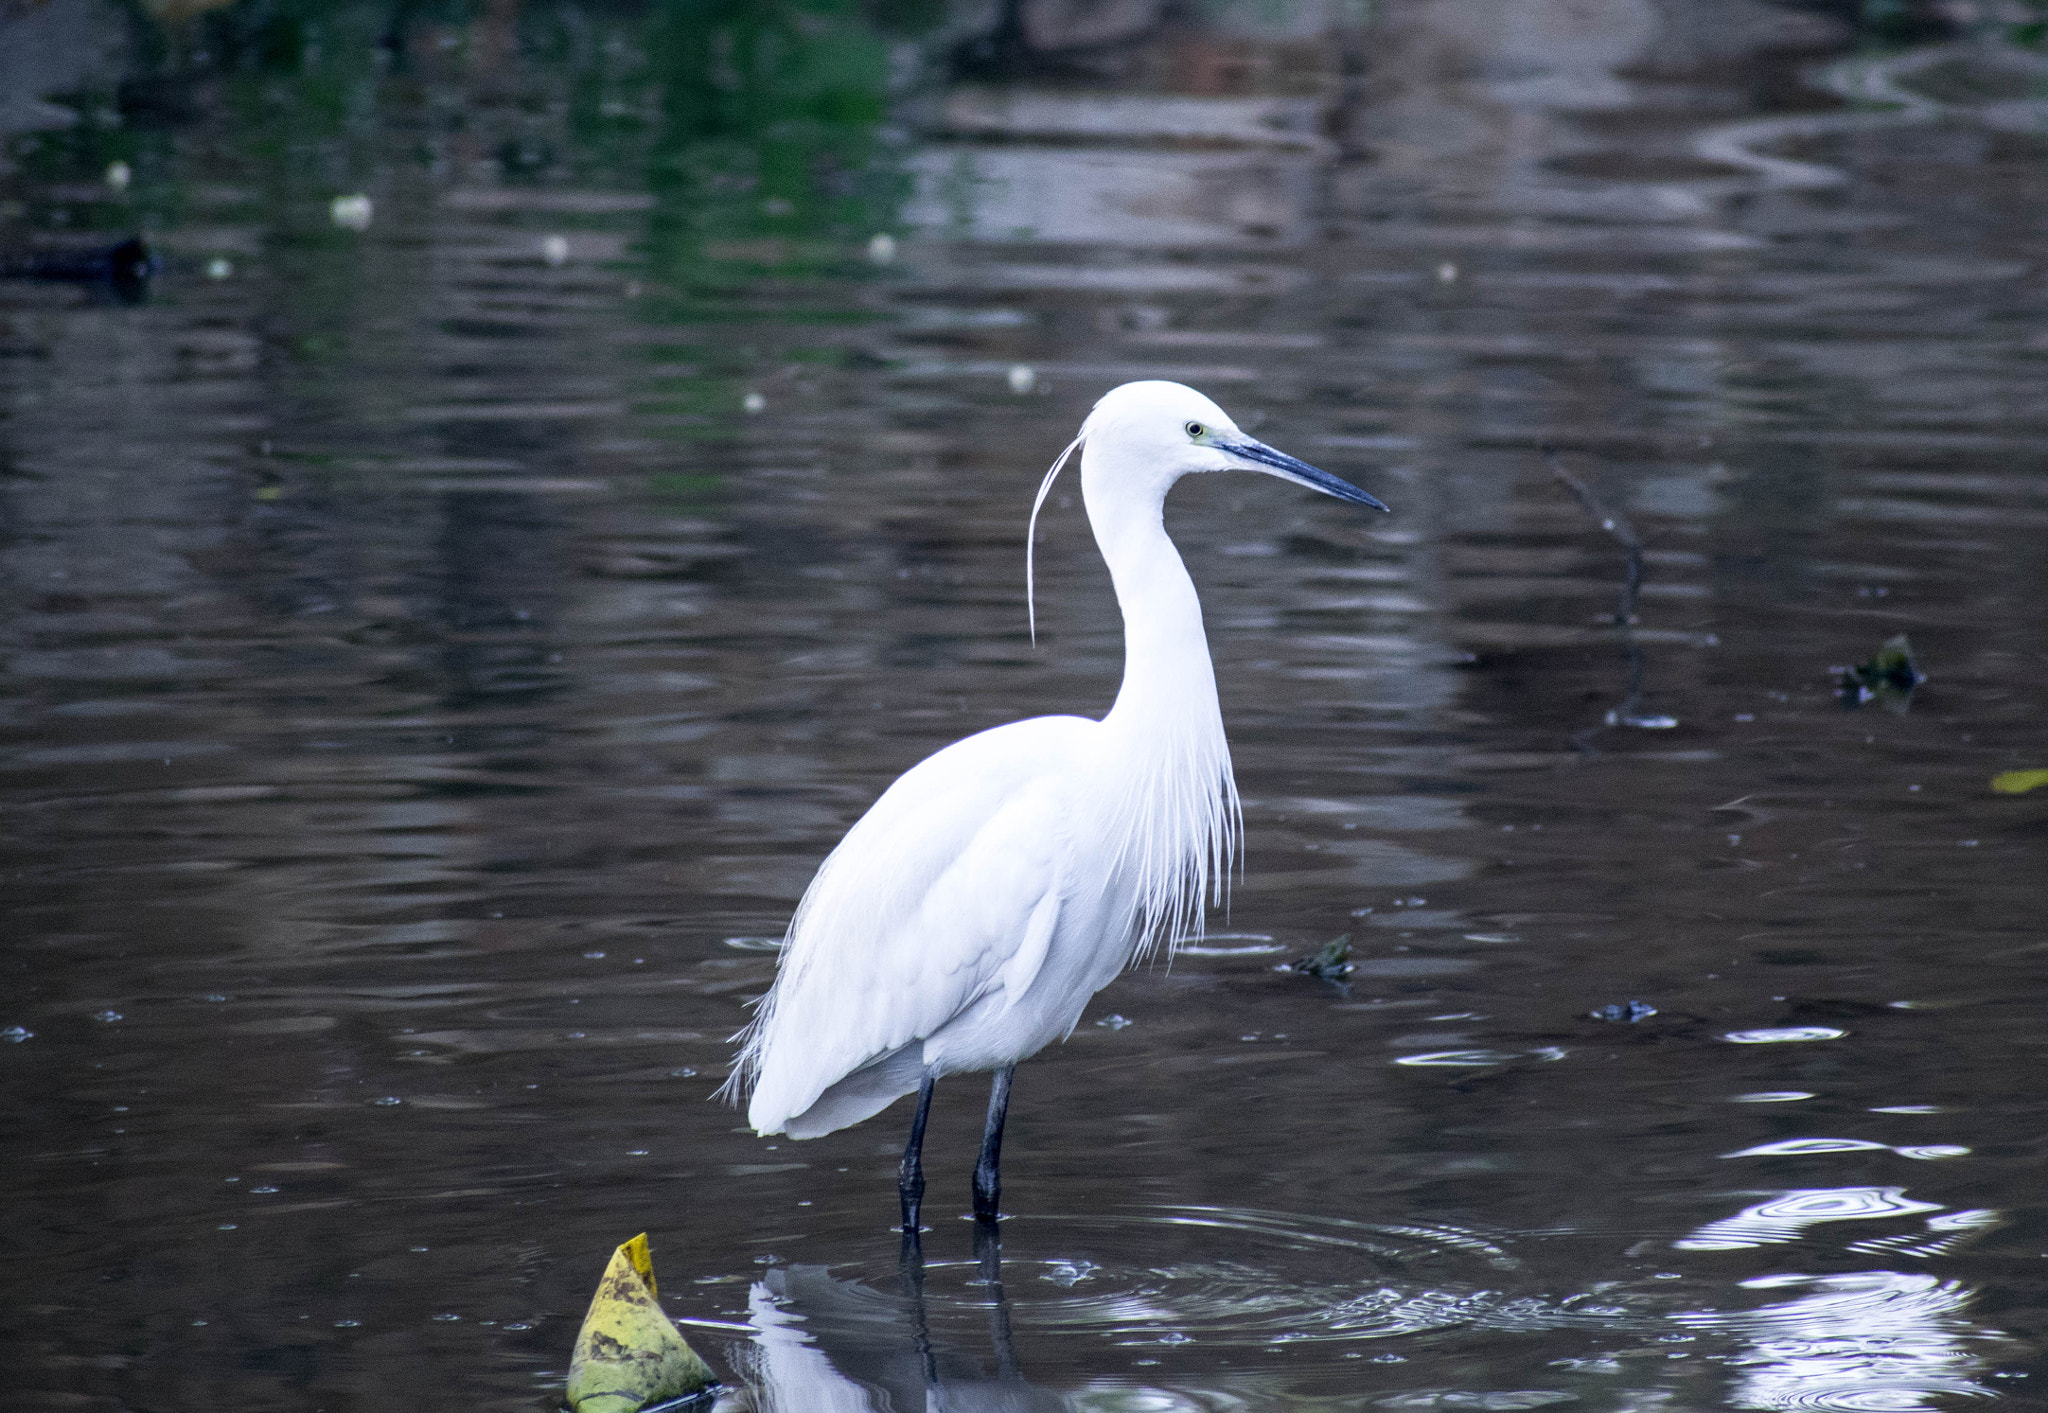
[{"left": 8, "top": 0, "right": 928, "bottom": 297}]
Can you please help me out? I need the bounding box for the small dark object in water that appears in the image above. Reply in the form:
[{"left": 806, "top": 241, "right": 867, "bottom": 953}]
[
  {"left": 1292, "top": 933, "right": 1353, "bottom": 983},
  {"left": 1588, "top": 1000, "right": 1657, "bottom": 1023},
  {"left": 1, "top": 236, "right": 157, "bottom": 304},
  {"left": 1837, "top": 634, "right": 1922, "bottom": 711}
]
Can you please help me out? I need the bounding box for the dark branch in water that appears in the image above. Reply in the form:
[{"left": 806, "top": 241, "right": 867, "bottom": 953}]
[
  {"left": 0, "top": 237, "right": 156, "bottom": 305},
  {"left": 1543, "top": 447, "right": 1671, "bottom": 750},
  {"left": 1545, "top": 450, "right": 1641, "bottom": 628}
]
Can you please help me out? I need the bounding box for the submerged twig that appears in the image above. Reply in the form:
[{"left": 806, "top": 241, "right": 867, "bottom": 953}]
[{"left": 1544, "top": 448, "right": 1672, "bottom": 750}]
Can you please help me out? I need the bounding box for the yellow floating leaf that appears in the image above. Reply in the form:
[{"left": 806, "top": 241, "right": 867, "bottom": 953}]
[
  {"left": 1992, "top": 769, "right": 2048, "bottom": 795},
  {"left": 566, "top": 1234, "right": 716, "bottom": 1413}
]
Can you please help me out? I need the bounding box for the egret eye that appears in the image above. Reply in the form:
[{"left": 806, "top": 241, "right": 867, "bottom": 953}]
[{"left": 1185, "top": 421, "right": 1205, "bottom": 439}]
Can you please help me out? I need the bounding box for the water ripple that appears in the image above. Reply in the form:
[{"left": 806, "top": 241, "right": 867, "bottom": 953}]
[
  {"left": 1679, "top": 1271, "right": 2002, "bottom": 1410},
  {"left": 1726, "top": 1028, "right": 1848, "bottom": 1044},
  {"left": 1676, "top": 1188, "right": 1946, "bottom": 1252}
]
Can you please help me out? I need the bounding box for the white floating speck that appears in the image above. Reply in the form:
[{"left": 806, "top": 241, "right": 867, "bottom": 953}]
[
  {"left": 330, "top": 194, "right": 373, "bottom": 231},
  {"left": 867, "top": 232, "right": 897, "bottom": 264},
  {"left": 205, "top": 257, "right": 233, "bottom": 280},
  {"left": 743, "top": 392, "right": 766, "bottom": 414},
  {"left": 1436, "top": 261, "right": 1458, "bottom": 283},
  {"left": 541, "top": 234, "right": 569, "bottom": 267},
  {"left": 105, "top": 160, "right": 131, "bottom": 192},
  {"left": 1007, "top": 364, "right": 1036, "bottom": 394}
]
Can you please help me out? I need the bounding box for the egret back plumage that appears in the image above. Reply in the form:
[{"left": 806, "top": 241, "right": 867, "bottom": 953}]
[{"left": 722, "top": 381, "right": 1387, "bottom": 1231}]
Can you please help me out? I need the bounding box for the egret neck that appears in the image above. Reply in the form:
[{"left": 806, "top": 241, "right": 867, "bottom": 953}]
[{"left": 1081, "top": 439, "right": 1237, "bottom": 956}]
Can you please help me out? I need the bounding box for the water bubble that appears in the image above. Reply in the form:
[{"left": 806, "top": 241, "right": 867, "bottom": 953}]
[
  {"left": 1095, "top": 1014, "right": 1132, "bottom": 1029},
  {"left": 250, "top": 1185, "right": 280, "bottom": 1194},
  {"left": 1, "top": 1026, "right": 30, "bottom": 1043},
  {"left": 670, "top": 1067, "right": 698, "bottom": 1078},
  {"left": 334, "top": 1319, "right": 360, "bottom": 1328},
  {"left": 371, "top": 1096, "right": 402, "bottom": 1106},
  {"left": 432, "top": 1312, "right": 460, "bottom": 1321},
  {"left": 94, "top": 1010, "right": 122, "bottom": 1023},
  {"left": 1735, "top": 1091, "right": 1815, "bottom": 1102}
]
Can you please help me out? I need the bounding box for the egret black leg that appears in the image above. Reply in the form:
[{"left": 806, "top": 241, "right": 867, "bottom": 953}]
[
  {"left": 899, "top": 1072, "right": 936, "bottom": 1239},
  {"left": 971, "top": 1064, "right": 1015, "bottom": 1223}
]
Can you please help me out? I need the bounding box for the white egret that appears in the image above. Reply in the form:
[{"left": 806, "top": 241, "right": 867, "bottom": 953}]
[{"left": 723, "top": 381, "right": 1388, "bottom": 1232}]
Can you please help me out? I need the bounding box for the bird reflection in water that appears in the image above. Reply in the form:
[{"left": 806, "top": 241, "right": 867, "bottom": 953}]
[{"left": 727, "top": 1223, "right": 1062, "bottom": 1413}]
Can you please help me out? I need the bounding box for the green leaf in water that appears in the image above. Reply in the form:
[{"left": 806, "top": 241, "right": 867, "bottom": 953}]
[{"left": 566, "top": 1234, "right": 717, "bottom": 1413}]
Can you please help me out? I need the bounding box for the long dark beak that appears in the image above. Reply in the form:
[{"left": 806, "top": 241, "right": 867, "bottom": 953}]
[{"left": 1225, "top": 438, "right": 1391, "bottom": 512}]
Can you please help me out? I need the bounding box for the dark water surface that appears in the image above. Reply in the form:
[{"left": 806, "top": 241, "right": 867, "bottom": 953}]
[{"left": 4, "top": 4, "right": 2047, "bottom": 1410}]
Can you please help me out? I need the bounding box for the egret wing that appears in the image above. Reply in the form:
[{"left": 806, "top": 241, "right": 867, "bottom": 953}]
[{"left": 739, "top": 716, "right": 1090, "bottom": 1134}]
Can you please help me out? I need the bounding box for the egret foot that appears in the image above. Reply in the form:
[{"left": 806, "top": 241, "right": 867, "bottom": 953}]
[{"left": 971, "top": 1065, "right": 1014, "bottom": 1223}]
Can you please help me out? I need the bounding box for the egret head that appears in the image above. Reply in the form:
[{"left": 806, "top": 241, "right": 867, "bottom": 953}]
[
  {"left": 1078, "top": 381, "right": 1389, "bottom": 510},
  {"left": 1028, "top": 381, "right": 1389, "bottom": 639}
]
